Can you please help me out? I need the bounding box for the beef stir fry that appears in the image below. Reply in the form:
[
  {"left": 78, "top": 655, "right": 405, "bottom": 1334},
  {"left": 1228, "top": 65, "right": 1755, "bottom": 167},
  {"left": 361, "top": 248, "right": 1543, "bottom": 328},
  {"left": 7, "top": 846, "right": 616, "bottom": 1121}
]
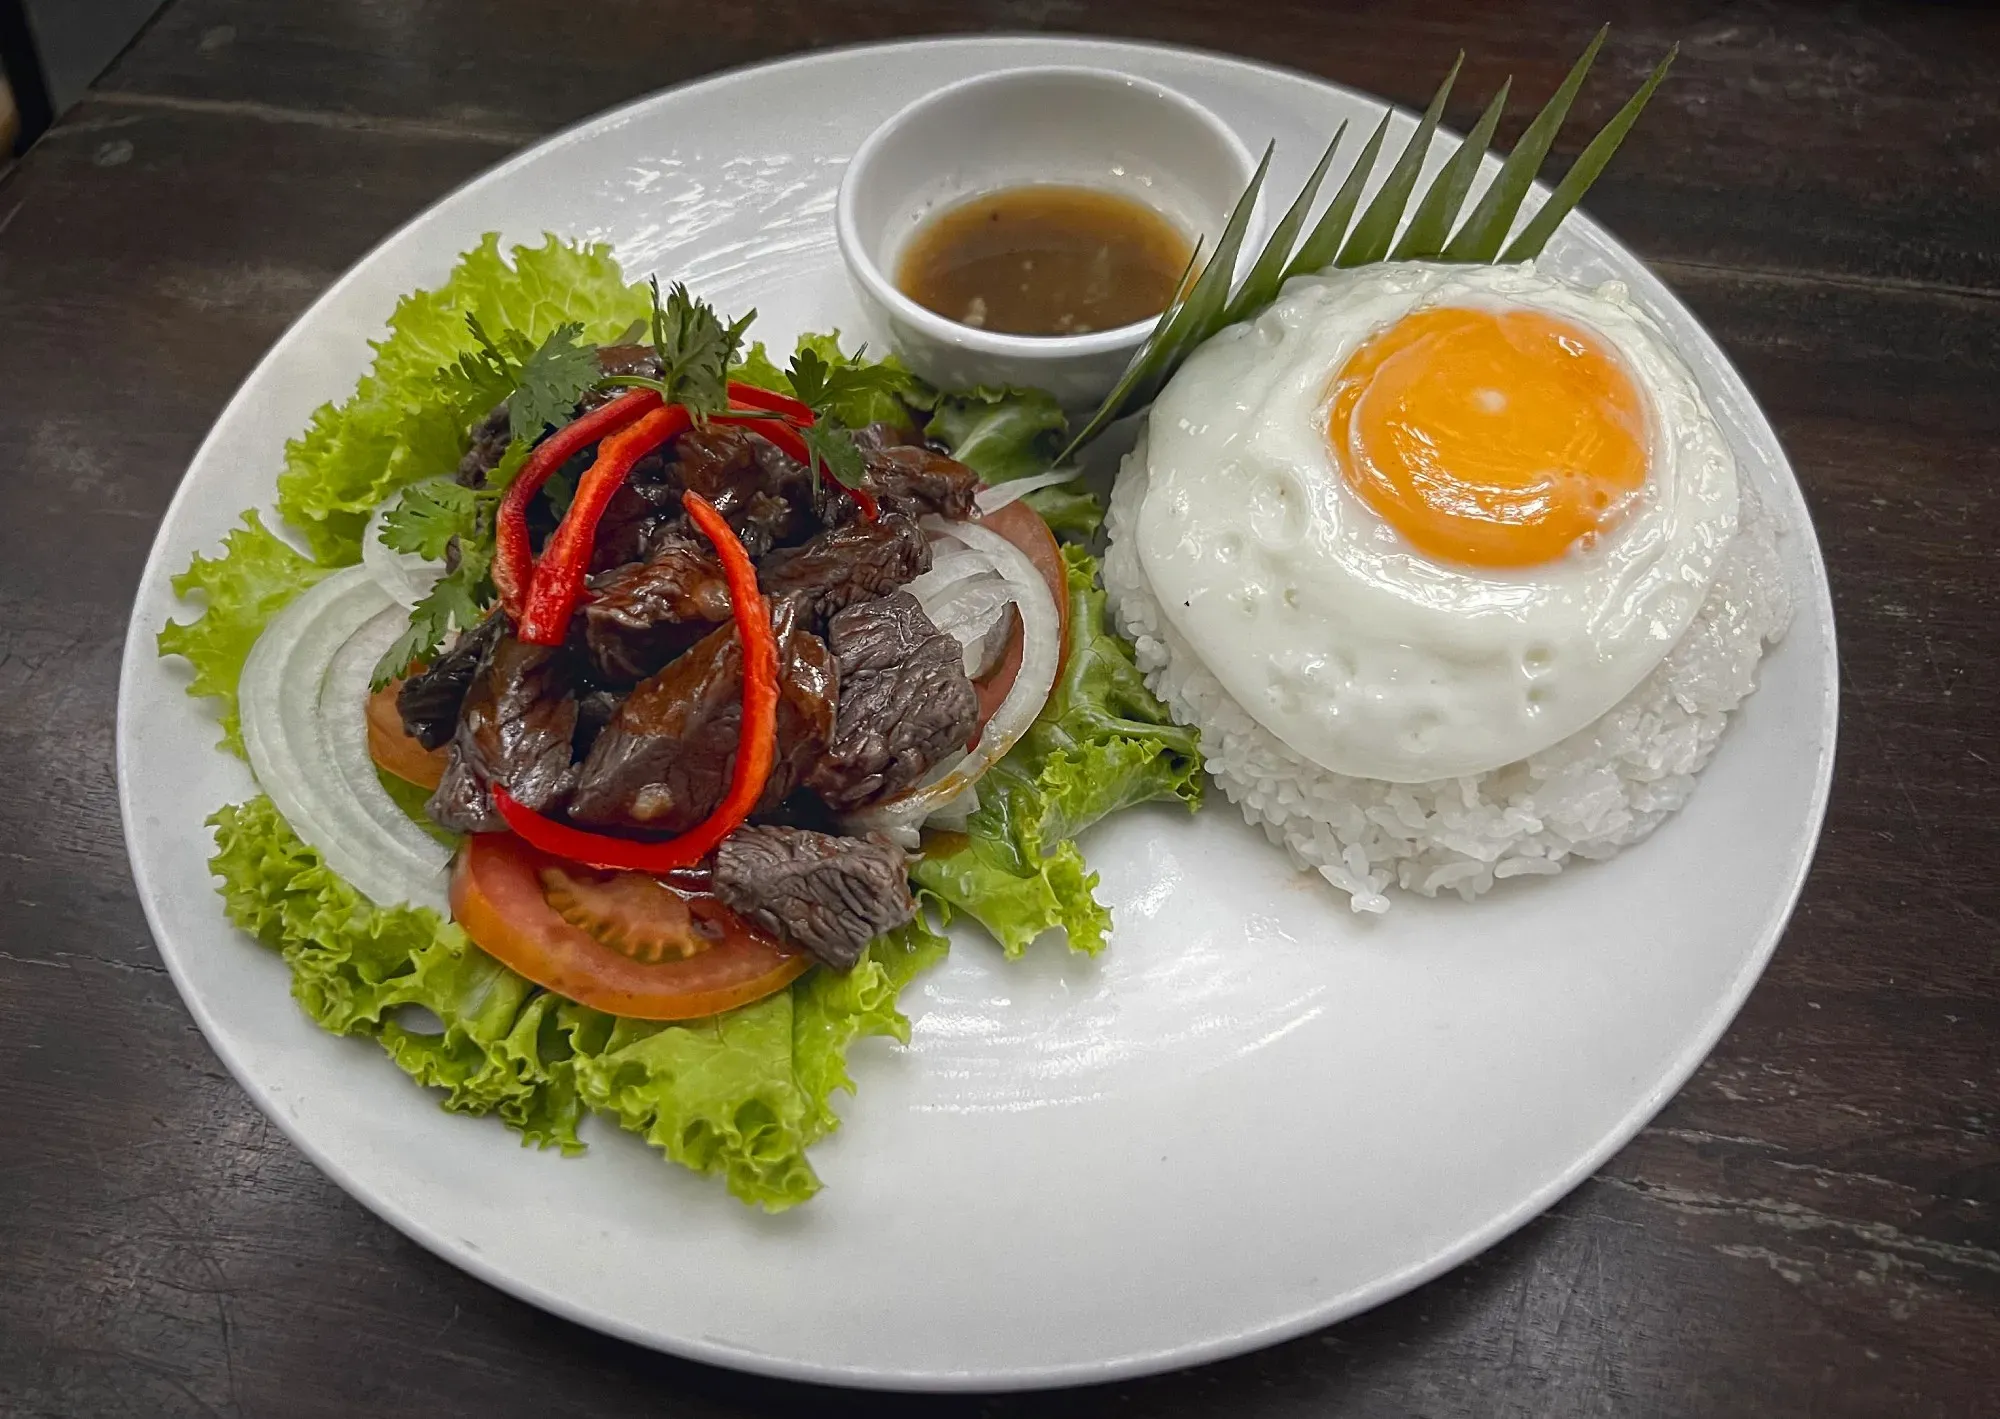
[{"left": 399, "top": 415, "right": 984, "bottom": 972}]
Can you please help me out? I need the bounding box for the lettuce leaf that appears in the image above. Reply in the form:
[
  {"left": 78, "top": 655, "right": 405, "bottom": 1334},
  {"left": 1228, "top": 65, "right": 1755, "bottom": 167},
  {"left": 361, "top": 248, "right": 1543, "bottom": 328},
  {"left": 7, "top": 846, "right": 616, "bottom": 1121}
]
[
  {"left": 914, "top": 546, "right": 1203, "bottom": 955},
  {"left": 926, "top": 384, "right": 1103, "bottom": 539},
  {"left": 925, "top": 385, "right": 1067, "bottom": 484},
  {"left": 276, "top": 234, "right": 651, "bottom": 565},
  {"left": 564, "top": 919, "right": 945, "bottom": 1209},
  {"left": 208, "top": 795, "right": 947, "bottom": 1210},
  {"left": 211, "top": 795, "right": 586, "bottom": 1147},
  {"left": 156, "top": 510, "right": 327, "bottom": 756},
  {"left": 731, "top": 331, "right": 933, "bottom": 429},
  {"left": 1018, "top": 484, "right": 1105, "bottom": 542}
]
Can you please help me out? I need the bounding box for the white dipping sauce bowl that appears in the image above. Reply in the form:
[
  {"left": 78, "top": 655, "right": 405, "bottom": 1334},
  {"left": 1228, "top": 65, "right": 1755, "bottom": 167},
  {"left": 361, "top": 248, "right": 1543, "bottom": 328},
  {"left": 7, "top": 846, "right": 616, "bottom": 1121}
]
[{"left": 837, "top": 67, "right": 1264, "bottom": 408}]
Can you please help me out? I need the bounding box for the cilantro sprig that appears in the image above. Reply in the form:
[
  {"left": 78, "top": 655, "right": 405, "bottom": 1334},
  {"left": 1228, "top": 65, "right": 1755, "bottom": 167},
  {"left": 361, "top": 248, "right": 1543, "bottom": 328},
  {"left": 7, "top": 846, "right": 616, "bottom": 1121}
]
[
  {"left": 369, "top": 440, "right": 527, "bottom": 688},
  {"left": 783, "top": 345, "right": 911, "bottom": 495},
  {"left": 439, "top": 317, "right": 602, "bottom": 443},
  {"left": 603, "top": 279, "right": 755, "bottom": 417}
]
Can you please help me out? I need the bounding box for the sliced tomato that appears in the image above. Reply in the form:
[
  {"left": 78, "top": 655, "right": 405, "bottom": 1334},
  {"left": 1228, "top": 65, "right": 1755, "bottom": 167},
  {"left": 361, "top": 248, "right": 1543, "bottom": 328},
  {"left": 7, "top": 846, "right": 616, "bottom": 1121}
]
[
  {"left": 449, "top": 832, "right": 811, "bottom": 1020},
  {"left": 367, "top": 681, "right": 449, "bottom": 791},
  {"left": 968, "top": 499, "right": 1071, "bottom": 738}
]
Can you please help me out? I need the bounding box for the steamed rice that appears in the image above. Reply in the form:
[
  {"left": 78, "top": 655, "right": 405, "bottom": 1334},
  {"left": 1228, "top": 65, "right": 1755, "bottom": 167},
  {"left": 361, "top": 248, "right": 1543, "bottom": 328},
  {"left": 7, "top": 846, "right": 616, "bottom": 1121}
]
[{"left": 1102, "top": 450, "right": 1795, "bottom": 913}]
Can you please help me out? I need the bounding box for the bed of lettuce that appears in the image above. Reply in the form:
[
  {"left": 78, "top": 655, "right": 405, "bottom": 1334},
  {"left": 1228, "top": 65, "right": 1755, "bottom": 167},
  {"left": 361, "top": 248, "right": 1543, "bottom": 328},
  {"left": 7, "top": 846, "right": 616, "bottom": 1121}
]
[{"left": 157, "top": 234, "right": 1201, "bottom": 1209}]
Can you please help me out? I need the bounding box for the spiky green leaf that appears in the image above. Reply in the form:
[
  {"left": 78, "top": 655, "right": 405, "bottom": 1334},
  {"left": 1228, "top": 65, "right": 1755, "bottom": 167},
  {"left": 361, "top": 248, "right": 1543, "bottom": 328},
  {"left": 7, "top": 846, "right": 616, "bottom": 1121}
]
[
  {"left": 1054, "top": 241, "right": 1201, "bottom": 464},
  {"left": 1392, "top": 78, "right": 1512, "bottom": 260},
  {"left": 1336, "top": 54, "right": 1463, "bottom": 267},
  {"left": 1059, "top": 141, "right": 1279, "bottom": 458},
  {"left": 1500, "top": 46, "right": 1676, "bottom": 262},
  {"left": 1125, "top": 141, "right": 1273, "bottom": 409},
  {"left": 1442, "top": 27, "right": 1606, "bottom": 262},
  {"left": 1058, "top": 33, "right": 1673, "bottom": 460},
  {"left": 1222, "top": 122, "right": 1346, "bottom": 324},
  {"left": 1282, "top": 110, "right": 1394, "bottom": 282}
]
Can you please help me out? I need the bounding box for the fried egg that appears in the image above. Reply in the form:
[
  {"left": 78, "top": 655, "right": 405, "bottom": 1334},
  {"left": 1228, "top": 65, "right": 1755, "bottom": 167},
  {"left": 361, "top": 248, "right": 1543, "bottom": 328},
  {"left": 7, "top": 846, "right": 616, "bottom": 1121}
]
[{"left": 1122, "top": 262, "right": 1739, "bottom": 782}]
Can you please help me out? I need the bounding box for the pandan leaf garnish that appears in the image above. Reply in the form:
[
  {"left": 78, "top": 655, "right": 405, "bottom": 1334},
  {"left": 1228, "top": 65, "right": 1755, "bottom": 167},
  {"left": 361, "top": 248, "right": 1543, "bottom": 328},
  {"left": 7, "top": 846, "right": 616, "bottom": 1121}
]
[{"left": 1057, "top": 28, "right": 1676, "bottom": 463}]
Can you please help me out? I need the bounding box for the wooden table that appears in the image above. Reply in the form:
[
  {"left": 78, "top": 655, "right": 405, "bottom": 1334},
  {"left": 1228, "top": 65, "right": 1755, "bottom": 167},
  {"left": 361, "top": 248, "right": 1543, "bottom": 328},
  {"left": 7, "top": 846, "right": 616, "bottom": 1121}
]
[{"left": 3, "top": 2, "right": 1995, "bottom": 1414}]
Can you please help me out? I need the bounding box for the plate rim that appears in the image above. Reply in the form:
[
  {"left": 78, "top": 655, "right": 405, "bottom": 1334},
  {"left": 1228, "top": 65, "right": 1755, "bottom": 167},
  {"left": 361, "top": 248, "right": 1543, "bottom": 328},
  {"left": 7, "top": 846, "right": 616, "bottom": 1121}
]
[{"left": 115, "top": 32, "right": 1841, "bottom": 1391}]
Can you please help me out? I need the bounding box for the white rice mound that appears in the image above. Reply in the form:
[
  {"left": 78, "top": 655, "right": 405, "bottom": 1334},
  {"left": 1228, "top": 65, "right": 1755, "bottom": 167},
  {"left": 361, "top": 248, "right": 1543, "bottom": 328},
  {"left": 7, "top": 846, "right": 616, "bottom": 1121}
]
[{"left": 1102, "top": 453, "right": 1796, "bottom": 913}]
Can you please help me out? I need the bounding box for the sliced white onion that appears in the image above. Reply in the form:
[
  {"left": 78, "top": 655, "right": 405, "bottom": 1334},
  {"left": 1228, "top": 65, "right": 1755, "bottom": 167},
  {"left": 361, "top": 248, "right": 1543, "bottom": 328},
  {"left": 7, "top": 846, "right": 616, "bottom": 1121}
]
[
  {"left": 905, "top": 547, "right": 1000, "bottom": 605},
  {"left": 910, "top": 541, "right": 1017, "bottom": 676},
  {"left": 239, "top": 566, "right": 452, "bottom": 913},
  {"left": 847, "top": 517, "right": 1062, "bottom": 847},
  {"left": 926, "top": 577, "right": 1016, "bottom": 676},
  {"left": 973, "top": 465, "right": 1082, "bottom": 515},
  {"left": 362, "top": 501, "right": 444, "bottom": 610},
  {"left": 965, "top": 606, "right": 1017, "bottom": 680}
]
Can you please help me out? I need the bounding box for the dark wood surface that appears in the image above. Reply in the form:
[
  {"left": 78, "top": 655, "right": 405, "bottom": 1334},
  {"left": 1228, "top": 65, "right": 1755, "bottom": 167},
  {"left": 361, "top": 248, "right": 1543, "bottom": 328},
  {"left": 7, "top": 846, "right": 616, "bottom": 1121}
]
[{"left": 2, "top": 2, "right": 1995, "bottom": 1414}]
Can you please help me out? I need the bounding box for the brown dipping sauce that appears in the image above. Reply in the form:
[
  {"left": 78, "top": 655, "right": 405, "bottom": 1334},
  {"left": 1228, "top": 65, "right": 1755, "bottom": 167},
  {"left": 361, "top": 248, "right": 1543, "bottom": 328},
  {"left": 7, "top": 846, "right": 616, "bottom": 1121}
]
[{"left": 896, "top": 184, "right": 1193, "bottom": 337}]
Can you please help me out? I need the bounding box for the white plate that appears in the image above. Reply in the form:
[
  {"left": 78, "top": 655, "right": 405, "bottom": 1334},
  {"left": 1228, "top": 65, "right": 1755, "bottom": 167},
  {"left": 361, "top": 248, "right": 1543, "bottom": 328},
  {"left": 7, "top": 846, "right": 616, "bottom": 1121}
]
[{"left": 116, "top": 37, "right": 1838, "bottom": 1391}]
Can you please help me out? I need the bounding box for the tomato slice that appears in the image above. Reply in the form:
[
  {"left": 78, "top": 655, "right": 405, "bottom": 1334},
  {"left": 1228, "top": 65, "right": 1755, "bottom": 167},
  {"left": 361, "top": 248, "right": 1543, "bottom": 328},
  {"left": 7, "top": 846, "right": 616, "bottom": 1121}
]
[
  {"left": 449, "top": 832, "right": 811, "bottom": 1020},
  {"left": 367, "top": 681, "right": 449, "bottom": 791},
  {"left": 968, "top": 499, "right": 1070, "bottom": 738}
]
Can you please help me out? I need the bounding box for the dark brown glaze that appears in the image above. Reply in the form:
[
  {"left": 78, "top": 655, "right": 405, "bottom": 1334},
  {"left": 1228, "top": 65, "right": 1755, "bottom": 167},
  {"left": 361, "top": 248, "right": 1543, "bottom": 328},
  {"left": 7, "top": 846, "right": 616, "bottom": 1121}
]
[
  {"left": 395, "top": 611, "right": 505, "bottom": 749},
  {"left": 576, "top": 528, "right": 733, "bottom": 686},
  {"left": 859, "top": 440, "right": 982, "bottom": 521},
  {"left": 426, "top": 631, "right": 581, "bottom": 834},
  {"left": 565, "top": 598, "right": 835, "bottom": 835},
  {"left": 670, "top": 423, "right": 816, "bottom": 559}
]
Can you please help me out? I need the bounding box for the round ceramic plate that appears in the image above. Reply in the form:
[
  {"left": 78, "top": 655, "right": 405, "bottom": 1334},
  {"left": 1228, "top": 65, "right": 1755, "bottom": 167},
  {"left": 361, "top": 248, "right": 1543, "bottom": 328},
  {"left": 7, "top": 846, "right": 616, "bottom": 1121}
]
[{"left": 117, "top": 36, "right": 1838, "bottom": 1391}]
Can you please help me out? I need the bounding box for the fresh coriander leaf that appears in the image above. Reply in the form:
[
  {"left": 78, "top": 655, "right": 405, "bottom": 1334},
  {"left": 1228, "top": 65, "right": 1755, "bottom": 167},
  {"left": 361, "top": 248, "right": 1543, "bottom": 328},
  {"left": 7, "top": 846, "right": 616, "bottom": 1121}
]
[
  {"left": 786, "top": 344, "right": 912, "bottom": 494},
  {"left": 729, "top": 333, "right": 932, "bottom": 427},
  {"left": 372, "top": 540, "right": 492, "bottom": 689},
  {"left": 793, "top": 333, "right": 935, "bottom": 419},
  {"left": 649, "top": 279, "right": 753, "bottom": 416},
  {"left": 379, "top": 478, "right": 479, "bottom": 561},
  {"left": 788, "top": 345, "right": 910, "bottom": 422},
  {"left": 800, "top": 420, "right": 865, "bottom": 493},
  {"left": 785, "top": 346, "right": 837, "bottom": 408},
  {"left": 434, "top": 313, "right": 529, "bottom": 420},
  {"left": 507, "top": 321, "right": 599, "bottom": 440},
  {"left": 434, "top": 316, "right": 602, "bottom": 446}
]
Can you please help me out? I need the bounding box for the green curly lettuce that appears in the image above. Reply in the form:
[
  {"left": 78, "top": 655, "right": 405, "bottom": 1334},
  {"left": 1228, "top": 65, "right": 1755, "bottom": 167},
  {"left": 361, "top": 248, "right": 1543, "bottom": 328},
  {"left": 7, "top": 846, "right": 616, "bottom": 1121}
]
[
  {"left": 155, "top": 510, "right": 327, "bottom": 755},
  {"left": 566, "top": 922, "right": 945, "bottom": 1207},
  {"left": 208, "top": 795, "right": 947, "bottom": 1210},
  {"left": 276, "top": 233, "right": 651, "bottom": 565},
  {"left": 914, "top": 547, "right": 1203, "bottom": 955}
]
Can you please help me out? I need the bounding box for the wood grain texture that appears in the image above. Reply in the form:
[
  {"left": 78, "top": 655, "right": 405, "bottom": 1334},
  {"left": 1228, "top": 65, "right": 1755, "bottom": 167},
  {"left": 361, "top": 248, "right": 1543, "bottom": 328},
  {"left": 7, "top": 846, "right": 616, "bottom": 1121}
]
[{"left": 0, "top": 2, "right": 1994, "bottom": 1416}]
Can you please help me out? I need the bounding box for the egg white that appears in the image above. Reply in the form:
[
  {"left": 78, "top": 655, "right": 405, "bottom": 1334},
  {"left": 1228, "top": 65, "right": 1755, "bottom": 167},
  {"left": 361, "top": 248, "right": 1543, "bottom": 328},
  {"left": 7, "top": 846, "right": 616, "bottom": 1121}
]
[{"left": 1118, "top": 261, "right": 1740, "bottom": 783}]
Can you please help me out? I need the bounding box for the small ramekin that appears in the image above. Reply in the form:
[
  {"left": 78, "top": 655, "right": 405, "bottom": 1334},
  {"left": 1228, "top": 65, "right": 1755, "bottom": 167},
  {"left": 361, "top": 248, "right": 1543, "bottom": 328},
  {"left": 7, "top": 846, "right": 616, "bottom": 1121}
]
[{"left": 836, "top": 67, "right": 1264, "bottom": 409}]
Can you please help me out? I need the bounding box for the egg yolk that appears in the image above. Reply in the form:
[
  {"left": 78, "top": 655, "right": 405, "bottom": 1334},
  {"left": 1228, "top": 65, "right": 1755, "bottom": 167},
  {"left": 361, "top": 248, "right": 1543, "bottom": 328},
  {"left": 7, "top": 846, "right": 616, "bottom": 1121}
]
[{"left": 1327, "top": 305, "right": 1648, "bottom": 567}]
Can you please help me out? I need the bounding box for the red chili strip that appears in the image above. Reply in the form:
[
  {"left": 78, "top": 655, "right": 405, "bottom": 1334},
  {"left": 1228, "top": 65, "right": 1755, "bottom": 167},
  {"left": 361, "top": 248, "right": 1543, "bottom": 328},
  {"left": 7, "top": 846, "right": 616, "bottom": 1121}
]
[
  {"left": 492, "top": 388, "right": 662, "bottom": 620},
  {"left": 493, "top": 490, "right": 778, "bottom": 874},
  {"left": 517, "top": 403, "right": 692, "bottom": 645},
  {"left": 725, "top": 380, "right": 813, "bottom": 423}
]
